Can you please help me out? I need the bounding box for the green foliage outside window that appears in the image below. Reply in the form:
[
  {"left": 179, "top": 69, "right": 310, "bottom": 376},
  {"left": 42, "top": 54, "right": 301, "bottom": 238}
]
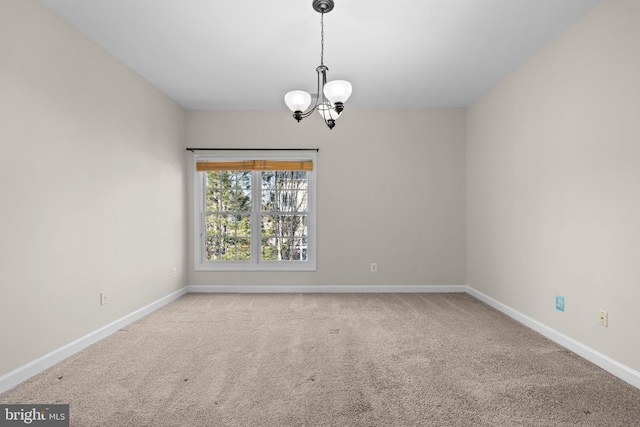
[
  {"left": 204, "top": 170, "right": 309, "bottom": 262},
  {"left": 204, "top": 171, "right": 252, "bottom": 260}
]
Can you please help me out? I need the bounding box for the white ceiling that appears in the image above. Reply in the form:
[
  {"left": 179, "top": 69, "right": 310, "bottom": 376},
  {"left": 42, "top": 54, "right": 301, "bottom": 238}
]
[{"left": 39, "top": 0, "right": 602, "bottom": 110}]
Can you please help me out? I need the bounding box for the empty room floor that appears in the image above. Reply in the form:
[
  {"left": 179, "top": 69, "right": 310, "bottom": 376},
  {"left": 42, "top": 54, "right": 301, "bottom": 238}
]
[{"left": 2, "top": 293, "right": 639, "bottom": 426}]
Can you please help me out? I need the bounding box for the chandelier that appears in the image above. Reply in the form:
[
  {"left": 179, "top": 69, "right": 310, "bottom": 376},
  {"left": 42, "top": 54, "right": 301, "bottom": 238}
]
[{"left": 284, "top": 0, "right": 352, "bottom": 130}]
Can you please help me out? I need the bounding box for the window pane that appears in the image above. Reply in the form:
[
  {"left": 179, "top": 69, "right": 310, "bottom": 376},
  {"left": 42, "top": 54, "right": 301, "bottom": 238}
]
[
  {"left": 277, "top": 171, "right": 308, "bottom": 189},
  {"left": 221, "top": 238, "right": 239, "bottom": 261},
  {"left": 206, "top": 215, "right": 251, "bottom": 237},
  {"left": 262, "top": 190, "right": 308, "bottom": 212},
  {"left": 206, "top": 170, "right": 251, "bottom": 213},
  {"left": 235, "top": 238, "right": 252, "bottom": 260},
  {"left": 205, "top": 236, "right": 221, "bottom": 260},
  {"left": 293, "top": 172, "right": 308, "bottom": 189},
  {"left": 207, "top": 171, "right": 233, "bottom": 190},
  {"left": 205, "top": 188, "right": 220, "bottom": 212},
  {"left": 293, "top": 216, "right": 308, "bottom": 237},
  {"left": 284, "top": 238, "right": 306, "bottom": 261},
  {"left": 284, "top": 190, "right": 308, "bottom": 212},
  {"left": 260, "top": 237, "right": 307, "bottom": 261},
  {"left": 223, "top": 215, "right": 251, "bottom": 237},
  {"left": 295, "top": 238, "right": 308, "bottom": 261},
  {"left": 261, "top": 215, "right": 276, "bottom": 237},
  {"left": 261, "top": 215, "right": 307, "bottom": 237},
  {"left": 205, "top": 213, "right": 251, "bottom": 261},
  {"left": 261, "top": 238, "right": 277, "bottom": 261},
  {"left": 261, "top": 189, "right": 276, "bottom": 211},
  {"left": 261, "top": 171, "right": 308, "bottom": 212},
  {"left": 205, "top": 215, "right": 221, "bottom": 237},
  {"left": 204, "top": 236, "right": 252, "bottom": 261},
  {"left": 261, "top": 171, "right": 276, "bottom": 190},
  {"left": 235, "top": 215, "right": 252, "bottom": 237}
]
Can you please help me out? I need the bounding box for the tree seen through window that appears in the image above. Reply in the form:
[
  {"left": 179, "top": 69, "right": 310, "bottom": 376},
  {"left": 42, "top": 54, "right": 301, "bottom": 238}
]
[{"left": 204, "top": 170, "right": 308, "bottom": 262}]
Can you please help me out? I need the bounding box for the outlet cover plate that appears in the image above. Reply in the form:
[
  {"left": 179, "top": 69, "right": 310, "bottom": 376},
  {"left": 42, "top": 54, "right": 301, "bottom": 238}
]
[
  {"left": 598, "top": 309, "right": 608, "bottom": 327},
  {"left": 556, "top": 295, "right": 565, "bottom": 312}
]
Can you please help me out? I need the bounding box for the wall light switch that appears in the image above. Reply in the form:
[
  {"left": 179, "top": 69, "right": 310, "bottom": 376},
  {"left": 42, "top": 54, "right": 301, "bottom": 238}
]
[
  {"left": 100, "top": 291, "right": 108, "bottom": 305},
  {"left": 556, "top": 295, "right": 565, "bottom": 312}
]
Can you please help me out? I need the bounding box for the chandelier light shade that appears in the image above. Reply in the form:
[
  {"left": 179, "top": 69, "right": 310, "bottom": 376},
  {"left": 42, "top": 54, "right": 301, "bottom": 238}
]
[
  {"left": 317, "top": 103, "right": 341, "bottom": 121},
  {"left": 284, "top": 0, "right": 352, "bottom": 130},
  {"left": 323, "top": 80, "right": 352, "bottom": 104},
  {"left": 284, "top": 91, "right": 312, "bottom": 113}
]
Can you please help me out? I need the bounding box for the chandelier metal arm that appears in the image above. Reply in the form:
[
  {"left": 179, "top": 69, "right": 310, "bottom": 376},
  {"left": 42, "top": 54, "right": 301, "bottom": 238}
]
[{"left": 292, "top": 64, "right": 337, "bottom": 120}]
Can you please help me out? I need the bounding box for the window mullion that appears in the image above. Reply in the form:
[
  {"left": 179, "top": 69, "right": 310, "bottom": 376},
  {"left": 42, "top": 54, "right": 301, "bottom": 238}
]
[
  {"left": 252, "top": 170, "right": 261, "bottom": 265},
  {"left": 200, "top": 174, "right": 206, "bottom": 265}
]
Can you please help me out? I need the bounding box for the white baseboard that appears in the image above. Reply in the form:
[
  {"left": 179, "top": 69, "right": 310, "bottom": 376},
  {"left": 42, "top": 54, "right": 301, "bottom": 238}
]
[
  {"left": 186, "top": 284, "right": 467, "bottom": 293},
  {"left": 3, "top": 285, "right": 638, "bottom": 394},
  {"left": 0, "top": 287, "right": 188, "bottom": 395},
  {"left": 2, "top": 285, "right": 457, "bottom": 394},
  {"left": 466, "top": 286, "right": 640, "bottom": 390}
]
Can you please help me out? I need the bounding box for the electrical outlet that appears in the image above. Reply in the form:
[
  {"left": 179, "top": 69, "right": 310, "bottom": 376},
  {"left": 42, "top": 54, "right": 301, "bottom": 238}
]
[
  {"left": 172, "top": 267, "right": 177, "bottom": 277},
  {"left": 100, "top": 291, "right": 108, "bottom": 305},
  {"left": 598, "top": 309, "right": 608, "bottom": 327},
  {"left": 370, "top": 263, "right": 377, "bottom": 272},
  {"left": 555, "top": 295, "right": 565, "bottom": 312}
]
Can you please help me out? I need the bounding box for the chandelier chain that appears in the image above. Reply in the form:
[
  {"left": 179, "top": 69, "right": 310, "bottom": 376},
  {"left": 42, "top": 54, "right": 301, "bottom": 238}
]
[{"left": 320, "top": 12, "right": 324, "bottom": 66}]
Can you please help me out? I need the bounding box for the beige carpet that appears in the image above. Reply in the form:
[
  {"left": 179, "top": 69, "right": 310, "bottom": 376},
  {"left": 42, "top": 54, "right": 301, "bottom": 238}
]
[{"left": 2, "top": 293, "right": 639, "bottom": 426}]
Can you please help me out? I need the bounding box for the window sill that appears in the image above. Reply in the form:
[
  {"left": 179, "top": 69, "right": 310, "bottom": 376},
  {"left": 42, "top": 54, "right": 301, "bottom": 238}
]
[{"left": 194, "top": 262, "right": 316, "bottom": 272}]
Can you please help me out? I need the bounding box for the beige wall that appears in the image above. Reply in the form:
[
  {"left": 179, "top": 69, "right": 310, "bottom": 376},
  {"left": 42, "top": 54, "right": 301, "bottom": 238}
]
[
  {"left": 0, "top": 0, "right": 187, "bottom": 376},
  {"left": 4, "top": 0, "right": 636, "bottom": 388},
  {"left": 467, "top": 0, "right": 640, "bottom": 371},
  {"left": 186, "top": 108, "right": 467, "bottom": 287}
]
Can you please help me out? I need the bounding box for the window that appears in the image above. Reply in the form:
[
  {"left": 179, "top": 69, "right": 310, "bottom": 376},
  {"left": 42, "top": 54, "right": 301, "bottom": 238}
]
[{"left": 193, "top": 151, "right": 316, "bottom": 271}]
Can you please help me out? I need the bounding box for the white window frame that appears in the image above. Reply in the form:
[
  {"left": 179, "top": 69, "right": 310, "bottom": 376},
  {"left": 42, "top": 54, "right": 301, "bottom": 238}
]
[{"left": 193, "top": 150, "right": 317, "bottom": 271}]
